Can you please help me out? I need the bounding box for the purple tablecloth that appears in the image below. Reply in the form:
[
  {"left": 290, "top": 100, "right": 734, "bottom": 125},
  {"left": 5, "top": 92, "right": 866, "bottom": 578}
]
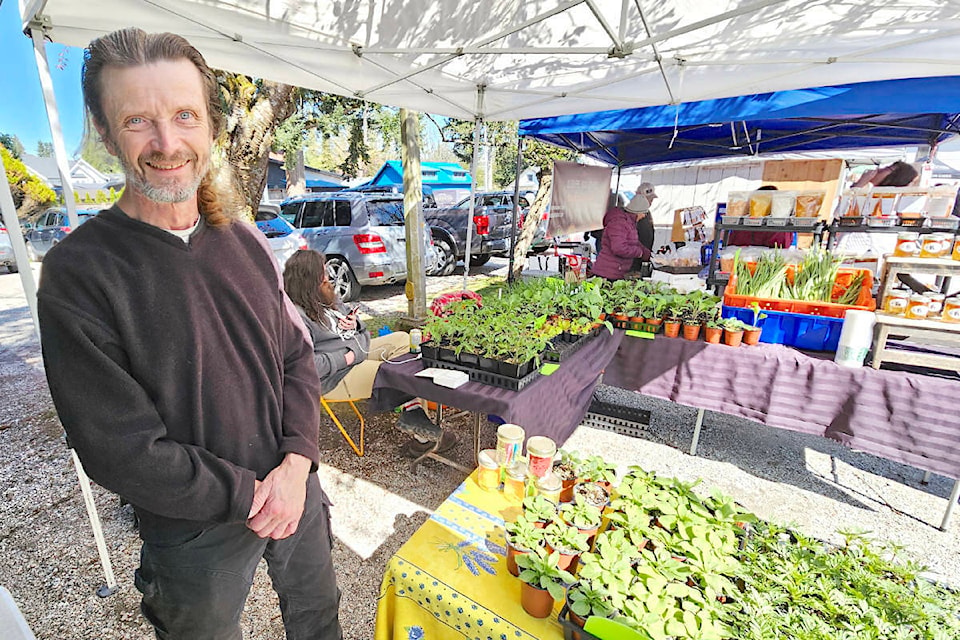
[
  {"left": 370, "top": 330, "right": 624, "bottom": 444},
  {"left": 603, "top": 335, "right": 960, "bottom": 480}
]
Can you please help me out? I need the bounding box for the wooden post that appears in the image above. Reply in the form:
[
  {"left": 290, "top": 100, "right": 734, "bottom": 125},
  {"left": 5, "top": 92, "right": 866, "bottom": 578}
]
[{"left": 400, "top": 108, "right": 427, "bottom": 322}]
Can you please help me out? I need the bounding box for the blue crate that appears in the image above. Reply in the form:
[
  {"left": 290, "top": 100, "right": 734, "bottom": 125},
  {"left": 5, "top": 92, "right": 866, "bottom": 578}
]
[{"left": 721, "top": 305, "right": 844, "bottom": 352}]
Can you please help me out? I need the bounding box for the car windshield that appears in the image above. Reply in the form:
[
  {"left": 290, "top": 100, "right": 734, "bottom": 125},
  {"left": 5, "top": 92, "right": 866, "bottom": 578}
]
[{"left": 366, "top": 200, "right": 405, "bottom": 226}]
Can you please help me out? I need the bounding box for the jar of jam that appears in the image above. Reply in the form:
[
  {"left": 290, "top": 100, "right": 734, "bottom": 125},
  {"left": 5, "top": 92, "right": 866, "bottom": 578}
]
[
  {"left": 476, "top": 449, "right": 500, "bottom": 491},
  {"left": 943, "top": 299, "right": 960, "bottom": 323},
  {"left": 535, "top": 472, "right": 562, "bottom": 504},
  {"left": 953, "top": 237, "right": 960, "bottom": 261},
  {"left": 893, "top": 232, "right": 920, "bottom": 257},
  {"left": 525, "top": 436, "right": 557, "bottom": 479},
  {"left": 927, "top": 293, "right": 946, "bottom": 318},
  {"left": 905, "top": 295, "right": 930, "bottom": 320},
  {"left": 920, "top": 234, "right": 949, "bottom": 258},
  {"left": 504, "top": 460, "right": 528, "bottom": 502},
  {"left": 883, "top": 290, "right": 910, "bottom": 315}
]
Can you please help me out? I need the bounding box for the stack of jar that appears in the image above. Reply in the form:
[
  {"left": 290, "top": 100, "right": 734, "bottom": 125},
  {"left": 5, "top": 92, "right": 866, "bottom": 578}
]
[
  {"left": 892, "top": 232, "right": 958, "bottom": 259},
  {"left": 883, "top": 289, "right": 959, "bottom": 322},
  {"left": 478, "top": 424, "right": 563, "bottom": 504}
]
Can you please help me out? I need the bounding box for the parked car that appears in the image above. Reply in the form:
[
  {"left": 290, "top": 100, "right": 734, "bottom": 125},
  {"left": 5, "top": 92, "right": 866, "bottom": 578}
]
[
  {"left": 254, "top": 203, "right": 307, "bottom": 270},
  {"left": 424, "top": 190, "right": 523, "bottom": 276},
  {"left": 279, "top": 192, "right": 437, "bottom": 301},
  {"left": 24, "top": 206, "right": 100, "bottom": 260},
  {"left": 0, "top": 227, "right": 18, "bottom": 273}
]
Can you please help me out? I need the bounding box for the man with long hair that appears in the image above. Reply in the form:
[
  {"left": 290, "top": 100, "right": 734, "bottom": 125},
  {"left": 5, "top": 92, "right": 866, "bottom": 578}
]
[{"left": 37, "top": 28, "right": 341, "bottom": 639}]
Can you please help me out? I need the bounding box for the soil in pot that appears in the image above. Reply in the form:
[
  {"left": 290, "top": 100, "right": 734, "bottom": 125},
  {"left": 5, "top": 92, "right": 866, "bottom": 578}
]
[
  {"left": 682, "top": 323, "right": 701, "bottom": 340},
  {"left": 704, "top": 327, "right": 722, "bottom": 344},
  {"left": 520, "top": 582, "right": 555, "bottom": 618},
  {"left": 572, "top": 482, "right": 610, "bottom": 510},
  {"left": 663, "top": 321, "right": 681, "bottom": 338},
  {"left": 743, "top": 328, "right": 762, "bottom": 345},
  {"left": 552, "top": 462, "right": 578, "bottom": 502},
  {"left": 723, "top": 329, "right": 744, "bottom": 347}
]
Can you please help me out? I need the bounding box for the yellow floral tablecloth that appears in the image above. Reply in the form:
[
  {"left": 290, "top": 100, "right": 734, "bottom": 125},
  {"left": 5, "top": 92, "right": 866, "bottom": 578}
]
[{"left": 375, "top": 471, "right": 564, "bottom": 640}]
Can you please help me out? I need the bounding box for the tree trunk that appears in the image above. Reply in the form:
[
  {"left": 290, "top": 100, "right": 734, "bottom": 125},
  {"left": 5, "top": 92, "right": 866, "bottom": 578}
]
[
  {"left": 221, "top": 76, "right": 297, "bottom": 219},
  {"left": 285, "top": 148, "right": 307, "bottom": 198},
  {"left": 510, "top": 171, "right": 552, "bottom": 280}
]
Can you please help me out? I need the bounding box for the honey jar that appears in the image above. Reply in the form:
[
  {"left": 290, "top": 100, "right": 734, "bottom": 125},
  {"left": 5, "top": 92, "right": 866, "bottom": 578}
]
[
  {"left": 943, "top": 299, "right": 960, "bottom": 323},
  {"left": 476, "top": 449, "right": 500, "bottom": 491},
  {"left": 953, "top": 237, "right": 960, "bottom": 261},
  {"left": 905, "top": 295, "right": 930, "bottom": 320},
  {"left": 893, "top": 232, "right": 920, "bottom": 257},
  {"left": 504, "top": 461, "right": 528, "bottom": 502},
  {"left": 927, "top": 293, "right": 946, "bottom": 318},
  {"left": 920, "top": 234, "right": 950, "bottom": 258},
  {"left": 535, "top": 472, "right": 562, "bottom": 504},
  {"left": 883, "top": 290, "right": 909, "bottom": 315}
]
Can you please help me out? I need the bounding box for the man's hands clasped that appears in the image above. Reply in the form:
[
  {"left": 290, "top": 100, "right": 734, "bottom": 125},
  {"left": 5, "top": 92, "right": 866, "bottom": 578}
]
[{"left": 247, "top": 453, "right": 311, "bottom": 540}]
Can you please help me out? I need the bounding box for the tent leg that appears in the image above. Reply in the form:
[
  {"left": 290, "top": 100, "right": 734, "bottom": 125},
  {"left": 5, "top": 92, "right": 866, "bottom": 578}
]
[
  {"left": 71, "top": 450, "right": 119, "bottom": 597},
  {"left": 0, "top": 154, "right": 39, "bottom": 337},
  {"left": 462, "top": 86, "right": 485, "bottom": 291},
  {"left": 508, "top": 135, "right": 524, "bottom": 282},
  {"left": 689, "top": 408, "right": 705, "bottom": 456},
  {"left": 941, "top": 478, "right": 960, "bottom": 532}
]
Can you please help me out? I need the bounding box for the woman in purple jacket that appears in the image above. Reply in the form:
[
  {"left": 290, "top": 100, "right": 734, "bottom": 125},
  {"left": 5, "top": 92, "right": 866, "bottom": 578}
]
[{"left": 590, "top": 193, "right": 653, "bottom": 280}]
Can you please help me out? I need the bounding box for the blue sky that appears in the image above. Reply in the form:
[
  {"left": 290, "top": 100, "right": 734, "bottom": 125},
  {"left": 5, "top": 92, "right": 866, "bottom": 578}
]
[{"left": 0, "top": 0, "right": 85, "bottom": 155}]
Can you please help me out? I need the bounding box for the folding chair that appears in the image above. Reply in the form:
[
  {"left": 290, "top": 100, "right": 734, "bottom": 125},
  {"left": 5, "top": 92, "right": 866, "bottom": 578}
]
[
  {"left": 320, "top": 394, "right": 366, "bottom": 457},
  {"left": 319, "top": 358, "right": 381, "bottom": 457}
]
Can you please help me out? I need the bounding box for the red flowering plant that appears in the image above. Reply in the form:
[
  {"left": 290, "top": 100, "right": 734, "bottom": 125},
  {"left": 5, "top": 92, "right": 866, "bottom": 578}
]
[{"left": 430, "top": 290, "right": 483, "bottom": 317}]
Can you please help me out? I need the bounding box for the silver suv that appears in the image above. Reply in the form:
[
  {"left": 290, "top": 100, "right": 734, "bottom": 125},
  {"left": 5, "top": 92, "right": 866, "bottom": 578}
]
[{"left": 279, "top": 192, "right": 437, "bottom": 301}]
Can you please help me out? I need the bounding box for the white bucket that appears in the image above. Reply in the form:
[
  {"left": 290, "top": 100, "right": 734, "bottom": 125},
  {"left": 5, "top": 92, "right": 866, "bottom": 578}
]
[{"left": 834, "top": 310, "right": 876, "bottom": 368}]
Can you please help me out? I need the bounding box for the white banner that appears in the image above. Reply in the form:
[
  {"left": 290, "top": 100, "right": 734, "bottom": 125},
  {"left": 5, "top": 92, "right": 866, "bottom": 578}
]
[{"left": 547, "top": 161, "right": 612, "bottom": 237}]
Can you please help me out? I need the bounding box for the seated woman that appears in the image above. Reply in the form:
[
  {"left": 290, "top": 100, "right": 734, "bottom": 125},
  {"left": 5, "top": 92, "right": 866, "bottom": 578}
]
[{"left": 589, "top": 193, "right": 652, "bottom": 281}]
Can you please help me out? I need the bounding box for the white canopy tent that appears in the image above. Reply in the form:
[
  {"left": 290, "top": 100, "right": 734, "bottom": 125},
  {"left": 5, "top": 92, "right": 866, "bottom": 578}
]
[{"left": 7, "top": 0, "right": 960, "bottom": 595}]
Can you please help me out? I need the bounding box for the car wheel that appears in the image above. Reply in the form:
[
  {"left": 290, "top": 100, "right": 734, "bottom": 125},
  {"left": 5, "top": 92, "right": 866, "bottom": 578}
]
[
  {"left": 431, "top": 235, "right": 456, "bottom": 276},
  {"left": 469, "top": 253, "right": 491, "bottom": 267},
  {"left": 325, "top": 256, "right": 361, "bottom": 302},
  {"left": 7, "top": 264, "right": 18, "bottom": 274}
]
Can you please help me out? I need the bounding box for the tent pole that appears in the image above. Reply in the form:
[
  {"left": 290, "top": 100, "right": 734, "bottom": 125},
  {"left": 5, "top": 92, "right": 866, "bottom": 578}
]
[
  {"left": 508, "top": 135, "right": 524, "bottom": 283},
  {"left": 462, "top": 85, "right": 484, "bottom": 291},
  {"left": 400, "top": 108, "right": 427, "bottom": 321},
  {"left": 29, "top": 20, "right": 117, "bottom": 598},
  {"left": 615, "top": 165, "right": 622, "bottom": 193},
  {"left": 0, "top": 152, "right": 40, "bottom": 338}
]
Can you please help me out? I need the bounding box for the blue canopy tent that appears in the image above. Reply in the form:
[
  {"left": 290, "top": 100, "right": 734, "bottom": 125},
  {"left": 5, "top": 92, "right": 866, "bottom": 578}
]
[{"left": 519, "top": 76, "right": 960, "bottom": 167}]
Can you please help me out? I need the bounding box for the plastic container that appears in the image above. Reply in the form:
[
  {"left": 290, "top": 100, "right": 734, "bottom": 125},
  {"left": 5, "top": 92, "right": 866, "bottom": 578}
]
[
  {"left": 526, "top": 436, "right": 557, "bottom": 479},
  {"left": 721, "top": 306, "right": 844, "bottom": 352},
  {"left": 726, "top": 191, "right": 749, "bottom": 217},
  {"left": 834, "top": 309, "right": 876, "bottom": 368},
  {"left": 535, "top": 472, "right": 562, "bottom": 504},
  {"left": 770, "top": 192, "right": 795, "bottom": 218},
  {"left": 795, "top": 191, "right": 825, "bottom": 218},
  {"left": 893, "top": 232, "right": 920, "bottom": 257},
  {"left": 905, "top": 295, "right": 930, "bottom": 320},
  {"left": 477, "top": 449, "right": 500, "bottom": 490},
  {"left": 954, "top": 237, "right": 960, "bottom": 261},
  {"left": 883, "top": 290, "right": 909, "bottom": 316},
  {"left": 723, "top": 270, "right": 876, "bottom": 319}
]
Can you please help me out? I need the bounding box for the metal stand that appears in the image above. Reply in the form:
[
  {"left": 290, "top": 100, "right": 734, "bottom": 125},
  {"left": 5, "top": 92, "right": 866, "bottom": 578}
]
[
  {"left": 689, "top": 408, "right": 705, "bottom": 456},
  {"left": 71, "top": 450, "right": 118, "bottom": 597},
  {"left": 941, "top": 479, "right": 960, "bottom": 531}
]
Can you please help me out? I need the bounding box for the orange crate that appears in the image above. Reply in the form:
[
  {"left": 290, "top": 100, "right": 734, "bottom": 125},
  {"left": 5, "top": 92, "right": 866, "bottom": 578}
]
[{"left": 724, "top": 268, "right": 875, "bottom": 319}]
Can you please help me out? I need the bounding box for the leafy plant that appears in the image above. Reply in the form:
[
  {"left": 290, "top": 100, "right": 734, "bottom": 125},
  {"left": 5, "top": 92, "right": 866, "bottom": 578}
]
[
  {"left": 522, "top": 494, "right": 558, "bottom": 523},
  {"left": 568, "top": 579, "right": 617, "bottom": 619},
  {"left": 505, "top": 515, "right": 545, "bottom": 551},
  {"left": 516, "top": 549, "right": 575, "bottom": 601},
  {"left": 580, "top": 455, "right": 617, "bottom": 484},
  {"left": 544, "top": 521, "right": 590, "bottom": 554},
  {"left": 721, "top": 317, "right": 748, "bottom": 332},
  {"left": 561, "top": 498, "right": 602, "bottom": 529}
]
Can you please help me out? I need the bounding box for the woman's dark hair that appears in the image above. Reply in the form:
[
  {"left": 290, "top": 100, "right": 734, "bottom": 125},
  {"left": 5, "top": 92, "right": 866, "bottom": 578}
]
[
  {"left": 283, "top": 250, "right": 336, "bottom": 323},
  {"left": 877, "top": 161, "right": 919, "bottom": 187},
  {"left": 757, "top": 185, "right": 779, "bottom": 191}
]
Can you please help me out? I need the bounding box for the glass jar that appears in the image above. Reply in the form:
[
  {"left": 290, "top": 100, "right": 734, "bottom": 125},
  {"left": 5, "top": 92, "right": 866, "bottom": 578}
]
[
  {"left": 953, "top": 237, "right": 960, "bottom": 261},
  {"left": 893, "top": 232, "right": 920, "bottom": 258},
  {"left": 943, "top": 299, "right": 960, "bottom": 323},
  {"left": 920, "top": 234, "right": 949, "bottom": 258},
  {"left": 927, "top": 293, "right": 946, "bottom": 318},
  {"left": 883, "top": 290, "right": 910, "bottom": 316},
  {"left": 905, "top": 295, "right": 930, "bottom": 320},
  {"left": 504, "top": 461, "right": 528, "bottom": 502},
  {"left": 476, "top": 449, "right": 500, "bottom": 491},
  {"left": 525, "top": 436, "right": 557, "bottom": 479},
  {"left": 496, "top": 424, "right": 525, "bottom": 481},
  {"left": 535, "top": 472, "right": 562, "bottom": 504}
]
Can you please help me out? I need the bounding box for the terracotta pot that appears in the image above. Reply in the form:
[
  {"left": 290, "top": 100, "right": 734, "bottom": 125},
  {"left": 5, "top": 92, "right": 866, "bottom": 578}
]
[
  {"left": 576, "top": 524, "right": 600, "bottom": 549},
  {"left": 629, "top": 316, "right": 644, "bottom": 324},
  {"left": 646, "top": 318, "right": 663, "bottom": 326},
  {"left": 704, "top": 326, "right": 722, "bottom": 344},
  {"left": 546, "top": 543, "right": 580, "bottom": 573},
  {"left": 568, "top": 607, "right": 588, "bottom": 640},
  {"left": 664, "top": 321, "right": 681, "bottom": 338},
  {"left": 559, "top": 477, "right": 576, "bottom": 503},
  {"left": 506, "top": 541, "right": 533, "bottom": 577},
  {"left": 682, "top": 323, "right": 701, "bottom": 340},
  {"left": 723, "top": 329, "right": 743, "bottom": 347},
  {"left": 520, "top": 582, "right": 555, "bottom": 618},
  {"left": 743, "top": 328, "right": 762, "bottom": 346},
  {"left": 612, "top": 313, "right": 629, "bottom": 322}
]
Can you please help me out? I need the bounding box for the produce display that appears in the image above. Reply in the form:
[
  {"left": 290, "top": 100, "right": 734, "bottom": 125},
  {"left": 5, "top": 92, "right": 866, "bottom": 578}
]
[
  {"left": 836, "top": 186, "right": 958, "bottom": 228},
  {"left": 501, "top": 449, "right": 960, "bottom": 640},
  {"left": 724, "top": 190, "right": 825, "bottom": 226}
]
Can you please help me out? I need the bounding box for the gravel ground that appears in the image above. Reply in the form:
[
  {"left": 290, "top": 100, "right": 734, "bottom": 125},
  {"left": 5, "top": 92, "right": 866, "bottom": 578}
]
[{"left": 1, "top": 257, "right": 958, "bottom": 639}]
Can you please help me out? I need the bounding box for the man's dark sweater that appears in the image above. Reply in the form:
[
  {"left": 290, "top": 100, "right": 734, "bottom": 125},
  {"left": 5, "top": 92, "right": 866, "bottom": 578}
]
[{"left": 38, "top": 206, "right": 322, "bottom": 541}]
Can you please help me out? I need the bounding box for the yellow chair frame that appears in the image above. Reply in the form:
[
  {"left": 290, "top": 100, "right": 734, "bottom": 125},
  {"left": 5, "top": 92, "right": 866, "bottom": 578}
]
[{"left": 320, "top": 396, "right": 365, "bottom": 457}]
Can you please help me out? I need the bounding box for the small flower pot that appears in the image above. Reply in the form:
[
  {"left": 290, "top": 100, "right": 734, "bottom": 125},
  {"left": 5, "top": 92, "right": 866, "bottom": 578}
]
[
  {"left": 743, "top": 328, "right": 762, "bottom": 346},
  {"left": 553, "top": 462, "right": 578, "bottom": 502},
  {"left": 545, "top": 543, "right": 580, "bottom": 572},
  {"left": 438, "top": 346, "right": 457, "bottom": 363},
  {"left": 682, "top": 323, "right": 701, "bottom": 340},
  {"left": 704, "top": 326, "right": 722, "bottom": 344},
  {"left": 723, "top": 329, "right": 744, "bottom": 347},
  {"left": 421, "top": 342, "right": 439, "bottom": 360},
  {"left": 645, "top": 317, "right": 663, "bottom": 327},
  {"left": 477, "top": 355, "right": 499, "bottom": 373},
  {"left": 663, "top": 321, "right": 681, "bottom": 338},
  {"left": 458, "top": 352, "right": 479, "bottom": 367},
  {"left": 573, "top": 481, "right": 610, "bottom": 510},
  {"left": 506, "top": 540, "right": 533, "bottom": 577},
  {"left": 520, "top": 582, "right": 555, "bottom": 619}
]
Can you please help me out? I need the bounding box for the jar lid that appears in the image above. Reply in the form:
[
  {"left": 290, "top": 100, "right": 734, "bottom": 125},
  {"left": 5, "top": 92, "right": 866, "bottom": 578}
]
[
  {"left": 535, "top": 472, "right": 562, "bottom": 491},
  {"left": 910, "top": 295, "right": 929, "bottom": 302},
  {"left": 888, "top": 290, "right": 909, "bottom": 298},
  {"left": 506, "top": 462, "right": 528, "bottom": 480},
  {"left": 526, "top": 436, "right": 557, "bottom": 457},
  {"left": 928, "top": 293, "right": 946, "bottom": 300},
  {"left": 897, "top": 232, "right": 920, "bottom": 239},
  {"left": 497, "top": 424, "right": 525, "bottom": 442},
  {"left": 478, "top": 449, "right": 498, "bottom": 469}
]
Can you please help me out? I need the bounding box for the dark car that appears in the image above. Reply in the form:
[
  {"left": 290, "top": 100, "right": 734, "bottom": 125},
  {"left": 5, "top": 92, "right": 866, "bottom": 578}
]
[{"left": 24, "top": 207, "right": 100, "bottom": 260}]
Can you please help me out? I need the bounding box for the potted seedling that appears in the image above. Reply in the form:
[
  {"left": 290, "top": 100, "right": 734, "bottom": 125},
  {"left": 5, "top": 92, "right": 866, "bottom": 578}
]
[
  {"left": 743, "top": 302, "right": 767, "bottom": 346},
  {"left": 663, "top": 299, "right": 684, "bottom": 338},
  {"left": 721, "top": 317, "right": 748, "bottom": 347},
  {"left": 681, "top": 303, "right": 702, "bottom": 341},
  {"left": 552, "top": 450, "right": 583, "bottom": 503},
  {"left": 560, "top": 498, "right": 603, "bottom": 543},
  {"left": 505, "top": 515, "right": 545, "bottom": 577},
  {"left": 522, "top": 494, "right": 558, "bottom": 528},
  {"left": 703, "top": 317, "right": 723, "bottom": 344},
  {"left": 647, "top": 295, "right": 668, "bottom": 326},
  {"left": 516, "top": 549, "right": 575, "bottom": 619},
  {"left": 579, "top": 455, "right": 618, "bottom": 492},
  {"left": 572, "top": 481, "right": 610, "bottom": 511},
  {"left": 543, "top": 521, "right": 590, "bottom": 572},
  {"left": 565, "top": 579, "right": 617, "bottom": 632}
]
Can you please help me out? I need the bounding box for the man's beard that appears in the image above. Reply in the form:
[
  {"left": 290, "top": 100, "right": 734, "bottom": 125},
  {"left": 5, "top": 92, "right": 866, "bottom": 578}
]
[{"left": 121, "top": 152, "right": 206, "bottom": 204}]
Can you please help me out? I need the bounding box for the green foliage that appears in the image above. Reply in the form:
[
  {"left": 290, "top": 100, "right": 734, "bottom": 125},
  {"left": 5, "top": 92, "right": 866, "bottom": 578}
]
[
  {"left": 35, "top": 141, "right": 54, "bottom": 157},
  {"left": 516, "top": 550, "right": 575, "bottom": 601},
  {"left": 0, "top": 133, "right": 24, "bottom": 159},
  {"left": 560, "top": 498, "right": 602, "bottom": 529},
  {"left": 522, "top": 494, "right": 558, "bottom": 523},
  {"left": 505, "top": 515, "right": 544, "bottom": 552},
  {"left": 78, "top": 115, "right": 122, "bottom": 173},
  {"left": 568, "top": 579, "right": 617, "bottom": 619},
  {"left": 2, "top": 146, "right": 56, "bottom": 219},
  {"left": 544, "top": 521, "right": 590, "bottom": 554}
]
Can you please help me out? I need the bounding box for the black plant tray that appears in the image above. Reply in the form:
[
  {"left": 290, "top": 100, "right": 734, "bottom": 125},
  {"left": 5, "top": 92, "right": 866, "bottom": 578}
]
[
  {"left": 609, "top": 318, "right": 661, "bottom": 333},
  {"left": 557, "top": 604, "right": 602, "bottom": 640},
  {"left": 544, "top": 332, "right": 594, "bottom": 363},
  {"left": 421, "top": 357, "right": 543, "bottom": 391}
]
